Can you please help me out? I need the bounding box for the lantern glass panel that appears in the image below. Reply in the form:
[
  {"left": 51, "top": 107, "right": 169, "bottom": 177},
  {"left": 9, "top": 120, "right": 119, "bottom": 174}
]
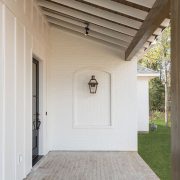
[{"left": 88, "top": 75, "right": 98, "bottom": 94}]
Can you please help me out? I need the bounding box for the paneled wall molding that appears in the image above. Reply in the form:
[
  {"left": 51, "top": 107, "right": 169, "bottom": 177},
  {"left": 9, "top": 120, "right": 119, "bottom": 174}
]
[
  {"left": 0, "top": 0, "right": 49, "bottom": 179},
  {"left": 1, "top": 0, "right": 49, "bottom": 52}
]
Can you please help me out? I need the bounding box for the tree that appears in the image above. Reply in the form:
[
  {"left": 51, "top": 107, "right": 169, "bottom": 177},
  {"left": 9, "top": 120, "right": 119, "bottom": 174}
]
[
  {"left": 158, "top": 27, "right": 171, "bottom": 127},
  {"left": 149, "top": 78, "right": 165, "bottom": 112},
  {"left": 139, "top": 26, "right": 171, "bottom": 126}
]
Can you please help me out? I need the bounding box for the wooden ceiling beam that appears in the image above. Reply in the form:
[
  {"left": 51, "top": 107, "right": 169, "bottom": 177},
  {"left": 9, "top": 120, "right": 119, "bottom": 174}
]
[
  {"left": 125, "top": 0, "right": 156, "bottom": 8},
  {"left": 125, "top": 0, "right": 170, "bottom": 61},
  {"left": 43, "top": 0, "right": 142, "bottom": 29},
  {"left": 38, "top": 0, "right": 138, "bottom": 36},
  {"left": 112, "top": 0, "right": 150, "bottom": 12},
  {"left": 81, "top": 0, "right": 148, "bottom": 20},
  {"left": 43, "top": 10, "right": 133, "bottom": 43},
  {"left": 48, "top": 18, "right": 129, "bottom": 48}
]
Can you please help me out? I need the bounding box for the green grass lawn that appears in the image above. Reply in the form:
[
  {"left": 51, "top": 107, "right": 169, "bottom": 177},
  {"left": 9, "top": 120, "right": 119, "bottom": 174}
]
[{"left": 138, "top": 119, "right": 171, "bottom": 180}]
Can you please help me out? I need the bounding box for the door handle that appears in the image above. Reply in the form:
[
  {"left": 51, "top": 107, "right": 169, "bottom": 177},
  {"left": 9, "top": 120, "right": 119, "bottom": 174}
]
[{"left": 37, "top": 120, "right": 41, "bottom": 130}]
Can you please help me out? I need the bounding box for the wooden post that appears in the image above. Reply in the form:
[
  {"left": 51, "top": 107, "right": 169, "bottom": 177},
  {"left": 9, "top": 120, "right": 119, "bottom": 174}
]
[{"left": 171, "top": 0, "right": 180, "bottom": 179}]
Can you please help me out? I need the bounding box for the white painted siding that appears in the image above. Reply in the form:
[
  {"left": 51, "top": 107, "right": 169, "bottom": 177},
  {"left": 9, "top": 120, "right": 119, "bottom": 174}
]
[
  {"left": 47, "top": 28, "right": 138, "bottom": 151},
  {"left": 0, "top": 0, "right": 49, "bottom": 179},
  {"left": 4, "top": 8, "right": 16, "bottom": 179},
  {"left": 137, "top": 77, "right": 149, "bottom": 132}
]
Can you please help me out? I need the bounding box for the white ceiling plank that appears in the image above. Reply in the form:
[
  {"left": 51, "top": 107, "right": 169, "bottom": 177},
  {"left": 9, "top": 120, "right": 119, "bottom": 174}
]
[
  {"left": 44, "top": 10, "right": 85, "bottom": 27},
  {"left": 51, "top": 23, "right": 125, "bottom": 59},
  {"left": 82, "top": 0, "right": 148, "bottom": 20},
  {"left": 89, "top": 32, "right": 129, "bottom": 48},
  {"left": 48, "top": 18, "right": 128, "bottom": 49},
  {"left": 38, "top": 1, "right": 138, "bottom": 36},
  {"left": 44, "top": 0, "right": 142, "bottom": 29},
  {"left": 90, "top": 24, "right": 133, "bottom": 43},
  {"left": 43, "top": 10, "right": 133, "bottom": 43},
  {"left": 126, "top": 0, "right": 156, "bottom": 8}
]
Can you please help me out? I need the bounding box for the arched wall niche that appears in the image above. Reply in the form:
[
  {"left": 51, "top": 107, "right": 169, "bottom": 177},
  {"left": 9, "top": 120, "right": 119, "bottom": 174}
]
[{"left": 73, "top": 67, "right": 112, "bottom": 128}]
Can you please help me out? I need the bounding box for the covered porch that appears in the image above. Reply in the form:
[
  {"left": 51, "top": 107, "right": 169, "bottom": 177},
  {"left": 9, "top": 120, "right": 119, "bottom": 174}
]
[
  {"left": 1, "top": 0, "right": 180, "bottom": 180},
  {"left": 26, "top": 151, "right": 159, "bottom": 180}
]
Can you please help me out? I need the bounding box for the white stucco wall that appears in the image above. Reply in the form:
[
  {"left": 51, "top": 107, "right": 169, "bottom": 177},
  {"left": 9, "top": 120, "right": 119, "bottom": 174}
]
[
  {"left": 0, "top": 1, "right": 140, "bottom": 178},
  {"left": 0, "top": 0, "right": 49, "bottom": 179},
  {"left": 137, "top": 77, "right": 150, "bottom": 132},
  {"left": 47, "top": 27, "right": 138, "bottom": 151}
]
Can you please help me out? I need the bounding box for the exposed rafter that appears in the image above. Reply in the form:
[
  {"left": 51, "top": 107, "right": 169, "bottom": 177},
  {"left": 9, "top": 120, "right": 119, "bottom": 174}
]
[
  {"left": 81, "top": 0, "right": 148, "bottom": 20},
  {"left": 125, "top": 0, "right": 170, "bottom": 61},
  {"left": 161, "top": 18, "right": 171, "bottom": 27},
  {"left": 148, "top": 35, "right": 156, "bottom": 43},
  {"left": 125, "top": 0, "right": 156, "bottom": 8},
  {"left": 37, "top": 0, "right": 170, "bottom": 60},
  {"left": 43, "top": 10, "right": 133, "bottom": 43},
  {"left": 38, "top": 0, "right": 138, "bottom": 36},
  {"left": 143, "top": 42, "right": 151, "bottom": 49},
  {"left": 46, "top": 0, "right": 142, "bottom": 29},
  {"left": 153, "top": 28, "right": 163, "bottom": 36}
]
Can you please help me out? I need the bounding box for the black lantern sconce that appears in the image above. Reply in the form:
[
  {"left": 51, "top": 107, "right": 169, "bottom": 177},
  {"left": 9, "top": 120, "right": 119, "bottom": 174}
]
[{"left": 88, "top": 75, "right": 98, "bottom": 94}]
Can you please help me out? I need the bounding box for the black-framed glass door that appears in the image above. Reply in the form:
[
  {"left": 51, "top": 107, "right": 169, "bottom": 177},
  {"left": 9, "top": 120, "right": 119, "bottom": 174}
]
[{"left": 32, "top": 59, "right": 41, "bottom": 166}]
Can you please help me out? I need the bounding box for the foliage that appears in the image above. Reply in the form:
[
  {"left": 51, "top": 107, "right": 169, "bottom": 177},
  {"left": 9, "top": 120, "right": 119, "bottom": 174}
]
[
  {"left": 149, "top": 78, "right": 165, "bottom": 111},
  {"left": 138, "top": 117, "right": 171, "bottom": 180},
  {"left": 139, "top": 26, "right": 171, "bottom": 112},
  {"left": 150, "top": 111, "right": 165, "bottom": 122},
  {"left": 138, "top": 28, "right": 171, "bottom": 179}
]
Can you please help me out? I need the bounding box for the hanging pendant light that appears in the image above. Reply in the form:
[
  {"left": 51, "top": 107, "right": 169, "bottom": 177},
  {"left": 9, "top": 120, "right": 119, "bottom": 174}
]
[{"left": 85, "top": 23, "right": 90, "bottom": 36}]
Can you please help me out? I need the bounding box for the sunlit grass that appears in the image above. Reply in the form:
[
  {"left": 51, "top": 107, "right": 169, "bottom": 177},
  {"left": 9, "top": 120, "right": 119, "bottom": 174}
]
[{"left": 138, "top": 117, "right": 171, "bottom": 180}]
